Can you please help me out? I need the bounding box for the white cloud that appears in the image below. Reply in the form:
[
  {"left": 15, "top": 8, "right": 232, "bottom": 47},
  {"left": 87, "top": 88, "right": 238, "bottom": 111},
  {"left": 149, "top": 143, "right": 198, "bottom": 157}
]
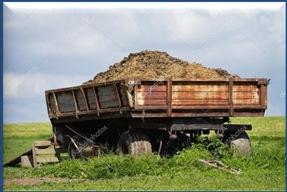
[
  {"left": 4, "top": 72, "right": 87, "bottom": 99},
  {"left": 3, "top": 5, "right": 285, "bottom": 122}
]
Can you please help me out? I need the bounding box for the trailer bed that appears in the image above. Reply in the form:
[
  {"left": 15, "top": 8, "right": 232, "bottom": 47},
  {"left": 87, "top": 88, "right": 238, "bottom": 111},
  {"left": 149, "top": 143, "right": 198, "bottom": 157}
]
[{"left": 45, "top": 78, "right": 269, "bottom": 123}]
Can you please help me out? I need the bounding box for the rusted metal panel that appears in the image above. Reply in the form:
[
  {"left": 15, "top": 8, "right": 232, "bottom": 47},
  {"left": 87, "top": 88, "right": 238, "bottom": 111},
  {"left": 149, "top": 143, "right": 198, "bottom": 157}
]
[
  {"left": 172, "top": 84, "right": 229, "bottom": 92},
  {"left": 172, "top": 92, "right": 229, "bottom": 99},
  {"left": 171, "top": 105, "right": 230, "bottom": 109},
  {"left": 135, "top": 82, "right": 168, "bottom": 106},
  {"left": 232, "top": 92, "right": 260, "bottom": 99},
  {"left": 171, "top": 82, "right": 229, "bottom": 106},
  {"left": 172, "top": 99, "right": 228, "bottom": 105},
  {"left": 137, "top": 99, "right": 167, "bottom": 106},
  {"left": 137, "top": 84, "right": 167, "bottom": 92},
  {"left": 132, "top": 79, "right": 268, "bottom": 118},
  {"left": 233, "top": 85, "right": 258, "bottom": 92},
  {"left": 233, "top": 82, "right": 260, "bottom": 105}
]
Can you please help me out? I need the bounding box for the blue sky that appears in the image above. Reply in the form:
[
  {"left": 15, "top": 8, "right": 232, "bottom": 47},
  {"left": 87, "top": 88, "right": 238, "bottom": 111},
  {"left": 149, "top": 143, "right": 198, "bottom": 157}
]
[{"left": 3, "top": 2, "right": 286, "bottom": 123}]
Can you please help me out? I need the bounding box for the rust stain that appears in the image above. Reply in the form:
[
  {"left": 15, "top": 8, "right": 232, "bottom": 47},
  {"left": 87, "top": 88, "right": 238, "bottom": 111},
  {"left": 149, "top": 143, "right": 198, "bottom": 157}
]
[{"left": 46, "top": 79, "right": 268, "bottom": 119}]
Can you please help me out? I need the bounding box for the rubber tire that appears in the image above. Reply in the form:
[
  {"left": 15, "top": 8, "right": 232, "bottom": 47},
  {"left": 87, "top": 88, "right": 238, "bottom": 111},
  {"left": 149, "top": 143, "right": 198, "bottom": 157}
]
[
  {"left": 225, "top": 131, "right": 251, "bottom": 156},
  {"left": 117, "top": 131, "right": 152, "bottom": 155}
]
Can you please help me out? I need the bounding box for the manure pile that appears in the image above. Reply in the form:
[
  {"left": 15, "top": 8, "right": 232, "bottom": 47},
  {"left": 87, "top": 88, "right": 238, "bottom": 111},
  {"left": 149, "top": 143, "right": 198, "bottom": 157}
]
[{"left": 84, "top": 50, "right": 237, "bottom": 84}]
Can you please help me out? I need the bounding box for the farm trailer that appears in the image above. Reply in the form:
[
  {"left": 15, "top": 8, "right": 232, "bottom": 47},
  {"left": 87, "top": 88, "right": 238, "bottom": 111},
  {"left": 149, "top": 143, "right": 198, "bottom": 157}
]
[{"left": 44, "top": 78, "right": 269, "bottom": 159}]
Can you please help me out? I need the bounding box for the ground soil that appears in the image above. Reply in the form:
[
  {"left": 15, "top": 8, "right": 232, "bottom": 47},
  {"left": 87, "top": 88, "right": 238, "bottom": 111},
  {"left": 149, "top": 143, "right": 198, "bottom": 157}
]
[
  {"left": 83, "top": 50, "right": 238, "bottom": 84},
  {"left": 4, "top": 178, "right": 69, "bottom": 186}
]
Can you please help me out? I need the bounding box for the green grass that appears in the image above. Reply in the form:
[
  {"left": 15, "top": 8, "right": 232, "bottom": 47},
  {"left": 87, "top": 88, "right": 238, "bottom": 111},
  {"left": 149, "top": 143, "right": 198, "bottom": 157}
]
[
  {"left": 3, "top": 123, "right": 52, "bottom": 163},
  {"left": 3, "top": 117, "right": 286, "bottom": 190}
]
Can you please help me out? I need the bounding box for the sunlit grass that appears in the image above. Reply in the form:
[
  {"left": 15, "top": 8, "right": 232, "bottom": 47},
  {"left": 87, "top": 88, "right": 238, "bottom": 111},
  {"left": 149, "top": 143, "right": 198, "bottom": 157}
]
[{"left": 3, "top": 117, "right": 286, "bottom": 190}]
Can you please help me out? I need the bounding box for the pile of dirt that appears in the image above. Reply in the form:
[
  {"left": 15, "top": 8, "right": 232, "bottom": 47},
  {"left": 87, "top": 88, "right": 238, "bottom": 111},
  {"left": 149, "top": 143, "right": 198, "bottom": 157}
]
[{"left": 84, "top": 50, "right": 237, "bottom": 84}]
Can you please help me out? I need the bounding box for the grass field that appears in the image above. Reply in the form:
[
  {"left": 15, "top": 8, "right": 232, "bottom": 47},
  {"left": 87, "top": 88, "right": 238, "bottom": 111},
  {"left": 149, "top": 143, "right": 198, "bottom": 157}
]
[{"left": 3, "top": 117, "right": 286, "bottom": 190}]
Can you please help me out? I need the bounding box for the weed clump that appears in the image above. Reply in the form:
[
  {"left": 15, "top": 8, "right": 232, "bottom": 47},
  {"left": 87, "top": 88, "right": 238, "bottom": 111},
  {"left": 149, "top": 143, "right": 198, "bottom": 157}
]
[{"left": 15, "top": 135, "right": 285, "bottom": 180}]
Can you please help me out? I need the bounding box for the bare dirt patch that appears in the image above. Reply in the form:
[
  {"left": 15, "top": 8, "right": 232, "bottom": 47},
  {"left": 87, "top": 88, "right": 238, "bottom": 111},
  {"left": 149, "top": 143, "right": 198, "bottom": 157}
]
[
  {"left": 84, "top": 50, "right": 238, "bottom": 84},
  {"left": 4, "top": 177, "right": 70, "bottom": 187}
]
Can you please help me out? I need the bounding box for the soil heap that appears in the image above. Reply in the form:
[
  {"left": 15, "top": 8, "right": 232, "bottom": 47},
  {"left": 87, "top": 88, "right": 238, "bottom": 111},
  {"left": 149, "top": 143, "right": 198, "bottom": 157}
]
[{"left": 84, "top": 50, "right": 237, "bottom": 84}]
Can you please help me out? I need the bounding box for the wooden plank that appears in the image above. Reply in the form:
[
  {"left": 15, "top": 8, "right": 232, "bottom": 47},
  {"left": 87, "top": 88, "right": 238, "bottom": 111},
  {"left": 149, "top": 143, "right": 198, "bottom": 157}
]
[
  {"left": 45, "top": 94, "right": 52, "bottom": 114},
  {"left": 99, "top": 101, "right": 120, "bottom": 108},
  {"left": 33, "top": 141, "right": 51, "bottom": 147},
  {"left": 45, "top": 79, "right": 126, "bottom": 93},
  {"left": 80, "top": 87, "right": 90, "bottom": 112},
  {"left": 52, "top": 92, "right": 60, "bottom": 114},
  {"left": 75, "top": 89, "right": 87, "bottom": 111},
  {"left": 32, "top": 143, "right": 37, "bottom": 167},
  {"left": 35, "top": 147, "right": 56, "bottom": 155},
  {"left": 72, "top": 90, "right": 79, "bottom": 118},
  {"left": 93, "top": 87, "right": 101, "bottom": 116},
  {"left": 85, "top": 88, "right": 97, "bottom": 110},
  {"left": 97, "top": 86, "right": 119, "bottom": 108},
  {"left": 114, "top": 84, "right": 123, "bottom": 113},
  {"left": 119, "top": 86, "right": 129, "bottom": 106},
  {"left": 36, "top": 156, "right": 59, "bottom": 163},
  {"left": 21, "top": 155, "right": 33, "bottom": 168},
  {"left": 53, "top": 107, "right": 130, "bottom": 117},
  {"left": 97, "top": 97, "right": 119, "bottom": 103}
]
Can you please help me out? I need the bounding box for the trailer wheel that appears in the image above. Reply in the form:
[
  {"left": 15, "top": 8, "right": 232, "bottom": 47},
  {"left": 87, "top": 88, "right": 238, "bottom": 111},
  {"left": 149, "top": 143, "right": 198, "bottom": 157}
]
[
  {"left": 117, "top": 131, "right": 152, "bottom": 155},
  {"left": 224, "top": 131, "right": 251, "bottom": 156}
]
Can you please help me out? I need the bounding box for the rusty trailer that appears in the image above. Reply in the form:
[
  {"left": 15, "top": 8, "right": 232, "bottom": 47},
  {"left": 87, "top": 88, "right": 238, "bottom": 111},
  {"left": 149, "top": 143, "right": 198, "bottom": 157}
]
[{"left": 45, "top": 78, "right": 269, "bottom": 157}]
